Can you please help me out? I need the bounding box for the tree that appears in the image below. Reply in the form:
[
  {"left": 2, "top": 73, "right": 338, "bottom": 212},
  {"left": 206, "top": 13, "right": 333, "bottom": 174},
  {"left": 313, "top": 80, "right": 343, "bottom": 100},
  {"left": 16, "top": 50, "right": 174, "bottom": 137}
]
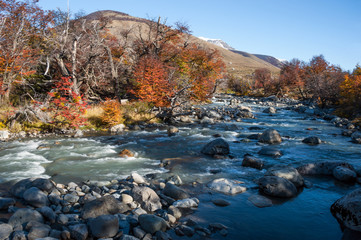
[
  {"left": 253, "top": 68, "right": 275, "bottom": 95},
  {"left": 279, "top": 58, "right": 306, "bottom": 98},
  {"left": 339, "top": 65, "right": 361, "bottom": 117}
]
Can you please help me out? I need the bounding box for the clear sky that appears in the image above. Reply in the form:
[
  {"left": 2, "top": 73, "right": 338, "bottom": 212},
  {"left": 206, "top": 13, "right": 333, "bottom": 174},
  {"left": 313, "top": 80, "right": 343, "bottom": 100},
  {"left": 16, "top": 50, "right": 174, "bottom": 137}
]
[{"left": 37, "top": 0, "right": 361, "bottom": 71}]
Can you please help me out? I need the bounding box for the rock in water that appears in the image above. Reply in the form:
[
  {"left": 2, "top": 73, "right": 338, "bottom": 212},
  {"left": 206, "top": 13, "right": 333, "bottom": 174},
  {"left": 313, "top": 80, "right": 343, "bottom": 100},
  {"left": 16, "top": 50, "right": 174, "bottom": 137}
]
[
  {"left": 163, "top": 182, "right": 189, "bottom": 200},
  {"left": 131, "top": 186, "right": 162, "bottom": 212},
  {"left": 167, "top": 126, "right": 179, "bottom": 136},
  {"left": 138, "top": 214, "right": 168, "bottom": 234},
  {"left": 351, "top": 132, "right": 361, "bottom": 144},
  {"left": 88, "top": 215, "right": 119, "bottom": 238},
  {"left": 130, "top": 172, "right": 145, "bottom": 184},
  {"left": 109, "top": 124, "right": 126, "bottom": 134},
  {"left": 258, "top": 176, "right": 297, "bottom": 198},
  {"left": 297, "top": 161, "right": 355, "bottom": 176},
  {"left": 23, "top": 187, "right": 49, "bottom": 208},
  {"left": 242, "top": 154, "right": 264, "bottom": 170},
  {"left": 263, "top": 107, "right": 276, "bottom": 114},
  {"left": 333, "top": 166, "right": 357, "bottom": 183},
  {"left": 265, "top": 165, "right": 304, "bottom": 188},
  {"left": 258, "top": 147, "right": 282, "bottom": 157},
  {"left": 212, "top": 199, "right": 231, "bottom": 207},
  {"left": 81, "top": 195, "right": 129, "bottom": 219},
  {"left": 119, "top": 149, "right": 135, "bottom": 158},
  {"left": 201, "top": 138, "right": 230, "bottom": 156},
  {"left": 0, "top": 130, "right": 10, "bottom": 141},
  {"left": 258, "top": 129, "right": 282, "bottom": 144},
  {"left": 172, "top": 198, "right": 199, "bottom": 208},
  {"left": 208, "top": 178, "right": 246, "bottom": 195},
  {"left": 8, "top": 208, "right": 44, "bottom": 228},
  {"left": 248, "top": 195, "right": 273, "bottom": 208},
  {"left": 302, "top": 136, "right": 322, "bottom": 145},
  {"left": 331, "top": 188, "right": 361, "bottom": 232}
]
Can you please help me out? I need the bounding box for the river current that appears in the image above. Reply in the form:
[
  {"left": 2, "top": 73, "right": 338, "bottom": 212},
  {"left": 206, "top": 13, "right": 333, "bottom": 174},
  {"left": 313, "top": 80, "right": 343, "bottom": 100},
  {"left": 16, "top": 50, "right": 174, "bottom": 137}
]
[{"left": 0, "top": 97, "right": 360, "bottom": 239}]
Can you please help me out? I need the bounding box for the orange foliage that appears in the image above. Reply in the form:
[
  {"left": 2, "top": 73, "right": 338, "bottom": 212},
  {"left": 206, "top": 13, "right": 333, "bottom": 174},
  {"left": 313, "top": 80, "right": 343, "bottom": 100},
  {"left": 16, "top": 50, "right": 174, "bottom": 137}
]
[
  {"left": 339, "top": 66, "right": 361, "bottom": 115},
  {"left": 100, "top": 99, "right": 123, "bottom": 126}
]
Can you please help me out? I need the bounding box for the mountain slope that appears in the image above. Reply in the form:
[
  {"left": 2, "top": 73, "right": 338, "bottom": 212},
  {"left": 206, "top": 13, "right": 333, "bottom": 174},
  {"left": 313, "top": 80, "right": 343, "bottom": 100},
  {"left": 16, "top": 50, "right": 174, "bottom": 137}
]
[{"left": 82, "top": 10, "right": 280, "bottom": 76}]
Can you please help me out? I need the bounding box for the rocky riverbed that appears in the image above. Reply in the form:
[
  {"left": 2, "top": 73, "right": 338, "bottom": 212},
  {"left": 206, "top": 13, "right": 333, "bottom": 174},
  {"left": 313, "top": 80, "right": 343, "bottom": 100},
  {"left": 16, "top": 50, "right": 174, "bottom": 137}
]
[{"left": 1, "top": 95, "right": 361, "bottom": 239}]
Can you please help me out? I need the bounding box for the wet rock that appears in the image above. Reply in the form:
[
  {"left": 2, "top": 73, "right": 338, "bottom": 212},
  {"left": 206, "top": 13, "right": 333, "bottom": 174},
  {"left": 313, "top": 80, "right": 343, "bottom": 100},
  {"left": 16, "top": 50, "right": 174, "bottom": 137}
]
[
  {"left": 37, "top": 206, "right": 56, "bottom": 224},
  {"left": 331, "top": 188, "right": 361, "bottom": 232},
  {"left": 81, "top": 195, "right": 130, "bottom": 219},
  {"left": 179, "top": 225, "right": 194, "bottom": 237},
  {"left": 263, "top": 107, "right": 276, "bottom": 114},
  {"left": 0, "top": 130, "right": 10, "bottom": 141},
  {"left": 258, "top": 147, "right": 282, "bottom": 157},
  {"left": 302, "top": 136, "right": 322, "bottom": 145},
  {"left": 258, "top": 129, "right": 282, "bottom": 144},
  {"left": 31, "top": 178, "right": 55, "bottom": 193},
  {"left": 131, "top": 186, "right": 162, "bottom": 212},
  {"left": 110, "top": 124, "right": 126, "bottom": 134},
  {"left": 73, "top": 129, "right": 83, "bottom": 137},
  {"left": 168, "top": 206, "right": 182, "bottom": 219},
  {"left": 23, "top": 187, "right": 49, "bottom": 208},
  {"left": 0, "top": 197, "right": 15, "bottom": 210},
  {"left": 247, "top": 133, "right": 261, "bottom": 140},
  {"left": 9, "top": 208, "right": 44, "bottom": 228},
  {"left": 138, "top": 214, "right": 168, "bottom": 234},
  {"left": 208, "top": 178, "right": 246, "bottom": 195},
  {"left": 167, "top": 126, "right": 179, "bottom": 136},
  {"left": 333, "top": 166, "right": 357, "bottom": 183},
  {"left": 342, "top": 129, "right": 356, "bottom": 137},
  {"left": 200, "top": 116, "right": 214, "bottom": 124},
  {"left": 173, "top": 198, "right": 199, "bottom": 208},
  {"left": 167, "top": 175, "right": 183, "bottom": 185},
  {"left": 265, "top": 165, "right": 304, "bottom": 188},
  {"left": 212, "top": 199, "right": 230, "bottom": 207},
  {"left": 351, "top": 132, "right": 361, "bottom": 144},
  {"left": 258, "top": 176, "right": 297, "bottom": 198},
  {"left": 28, "top": 226, "right": 50, "bottom": 240},
  {"left": 248, "top": 195, "right": 273, "bottom": 208},
  {"left": 119, "top": 149, "right": 135, "bottom": 158},
  {"left": 10, "top": 178, "right": 34, "bottom": 198},
  {"left": 242, "top": 154, "right": 264, "bottom": 170},
  {"left": 88, "top": 215, "right": 119, "bottom": 238},
  {"left": 206, "top": 110, "right": 222, "bottom": 120},
  {"left": 297, "top": 161, "right": 355, "bottom": 176},
  {"left": 0, "top": 223, "right": 13, "bottom": 240},
  {"left": 69, "top": 224, "right": 88, "bottom": 240},
  {"left": 130, "top": 172, "right": 145, "bottom": 184},
  {"left": 201, "top": 138, "right": 230, "bottom": 156},
  {"left": 180, "top": 116, "right": 193, "bottom": 123},
  {"left": 163, "top": 183, "right": 189, "bottom": 200}
]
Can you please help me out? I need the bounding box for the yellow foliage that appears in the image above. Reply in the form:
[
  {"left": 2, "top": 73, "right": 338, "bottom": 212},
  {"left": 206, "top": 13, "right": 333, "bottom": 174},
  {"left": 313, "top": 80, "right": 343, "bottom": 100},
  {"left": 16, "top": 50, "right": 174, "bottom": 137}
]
[{"left": 100, "top": 100, "right": 124, "bottom": 127}]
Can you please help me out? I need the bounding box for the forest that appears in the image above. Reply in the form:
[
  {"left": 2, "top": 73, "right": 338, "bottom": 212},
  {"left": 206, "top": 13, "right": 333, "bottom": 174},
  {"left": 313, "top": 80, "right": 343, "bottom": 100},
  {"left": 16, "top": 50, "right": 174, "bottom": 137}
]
[{"left": 0, "top": 0, "right": 360, "bottom": 133}]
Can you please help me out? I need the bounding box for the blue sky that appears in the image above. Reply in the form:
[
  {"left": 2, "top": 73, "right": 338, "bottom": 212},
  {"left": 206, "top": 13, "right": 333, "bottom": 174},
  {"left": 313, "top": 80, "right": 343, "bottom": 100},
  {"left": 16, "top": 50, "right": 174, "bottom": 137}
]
[{"left": 38, "top": 0, "right": 361, "bottom": 71}]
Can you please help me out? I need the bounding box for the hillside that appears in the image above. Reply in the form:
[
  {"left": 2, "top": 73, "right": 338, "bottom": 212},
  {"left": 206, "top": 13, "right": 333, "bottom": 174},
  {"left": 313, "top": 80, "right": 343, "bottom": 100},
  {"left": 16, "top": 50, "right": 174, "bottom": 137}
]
[{"left": 82, "top": 10, "right": 280, "bottom": 76}]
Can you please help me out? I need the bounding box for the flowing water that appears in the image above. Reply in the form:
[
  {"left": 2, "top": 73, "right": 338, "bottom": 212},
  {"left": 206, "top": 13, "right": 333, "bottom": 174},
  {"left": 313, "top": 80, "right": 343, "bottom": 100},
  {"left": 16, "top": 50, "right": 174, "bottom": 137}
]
[{"left": 0, "top": 98, "right": 360, "bottom": 239}]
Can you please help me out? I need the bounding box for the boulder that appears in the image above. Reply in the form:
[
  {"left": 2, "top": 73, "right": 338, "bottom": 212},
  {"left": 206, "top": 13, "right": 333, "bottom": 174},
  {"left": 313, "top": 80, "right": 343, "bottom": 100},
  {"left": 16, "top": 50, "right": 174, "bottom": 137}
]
[
  {"left": 207, "top": 110, "right": 222, "bottom": 120},
  {"left": 23, "top": 187, "right": 49, "bottom": 208},
  {"left": 37, "top": 206, "right": 56, "bottom": 224},
  {"left": 172, "top": 198, "right": 199, "bottom": 208},
  {"left": 130, "top": 172, "right": 145, "bottom": 184},
  {"left": 28, "top": 226, "right": 50, "bottom": 240},
  {"left": 201, "top": 138, "right": 230, "bottom": 156},
  {"left": 331, "top": 188, "right": 361, "bottom": 232},
  {"left": 138, "top": 214, "right": 168, "bottom": 234},
  {"left": 163, "top": 183, "right": 189, "bottom": 200},
  {"left": 263, "top": 107, "right": 276, "bottom": 114},
  {"left": 200, "top": 116, "right": 214, "bottom": 124},
  {"left": 81, "top": 195, "right": 130, "bottom": 219},
  {"left": 265, "top": 165, "right": 304, "bottom": 188},
  {"left": 9, "top": 208, "right": 44, "bottom": 228},
  {"left": 109, "top": 124, "right": 126, "bottom": 134},
  {"left": 351, "top": 132, "right": 361, "bottom": 144},
  {"left": 131, "top": 186, "right": 162, "bottom": 212},
  {"left": 258, "top": 129, "right": 282, "bottom": 144},
  {"left": 88, "top": 215, "right": 119, "bottom": 238},
  {"left": 248, "top": 195, "right": 273, "bottom": 208},
  {"left": 31, "top": 178, "right": 55, "bottom": 193},
  {"left": 63, "top": 193, "right": 79, "bottom": 203},
  {"left": 167, "top": 126, "right": 179, "bottom": 136},
  {"left": 258, "top": 147, "right": 282, "bottom": 157},
  {"left": 242, "top": 154, "right": 264, "bottom": 170},
  {"left": 297, "top": 161, "right": 355, "bottom": 176},
  {"left": 302, "top": 136, "right": 322, "bottom": 145},
  {"left": 10, "top": 178, "right": 34, "bottom": 198},
  {"left": 333, "top": 166, "right": 357, "bottom": 183},
  {"left": 0, "top": 224, "right": 13, "bottom": 240},
  {"left": 69, "top": 224, "right": 88, "bottom": 240},
  {"left": 212, "top": 199, "right": 231, "bottom": 207},
  {"left": 119, "top": 149, "right": 135, "bottom": 158},
  {"left": 208, "top": 178, "right": 246, "bottom": 195},
  {"left": 258, "top": 176, "right": 297, "bottom": 198},
  {"left": 0, "top": 197, "right": 15, "bottom": 210},
  {"left": 0, "top": 130, "right": 10, "bottom": 141}
]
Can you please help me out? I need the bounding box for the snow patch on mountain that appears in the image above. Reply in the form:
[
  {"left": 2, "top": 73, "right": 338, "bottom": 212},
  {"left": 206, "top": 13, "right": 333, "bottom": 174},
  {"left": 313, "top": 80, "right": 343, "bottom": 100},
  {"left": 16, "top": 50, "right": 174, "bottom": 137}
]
[{"left": 198, "top": 37, "right": 235, "bottom": 51}]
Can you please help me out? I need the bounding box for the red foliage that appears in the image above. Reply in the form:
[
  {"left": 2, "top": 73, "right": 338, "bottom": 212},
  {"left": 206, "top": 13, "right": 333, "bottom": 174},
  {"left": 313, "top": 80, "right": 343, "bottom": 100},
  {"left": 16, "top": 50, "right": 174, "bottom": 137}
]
[{"left": 47, "top": 77, "right": 87, "bottom": 129}]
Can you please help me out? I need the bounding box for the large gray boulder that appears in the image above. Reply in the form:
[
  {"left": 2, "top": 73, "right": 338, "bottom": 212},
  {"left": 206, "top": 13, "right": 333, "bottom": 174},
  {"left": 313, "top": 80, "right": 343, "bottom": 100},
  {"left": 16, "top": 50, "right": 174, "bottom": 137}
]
[
  {"left": 23, "top": 187, "right": 49, "bottom": 208},
  {"left": 31, "top": 178, "right": 55, "bottom": 193},
  {"left": 351, "top": 132, "right": 361, "bottom": 144},
  {"left": 208, "top": 178, "right": 246, "bottom": 195},
  {"left": 8, "top": 208, "right": 44, "bottom": 228},
  {"left": 258, "top": 129, "right": 282, "bottom": 144},
  {"left": 333, "top": 166, "right": 357, "bottom": 183},
  {"left": 0, "top": 224, "right": 13, "bottom": 240},
  {"left": 163, "top": 183, "right": 189, "bottom": 200},
  {"left": 88, "top": 215, "right": 119, "bottom": 238},
  {"left": 10, "top": 178, "right": 34, "bottom": 198},
  {"left": 297, "top": 161, "right": 355, "bottom": 176},
  {"left": 258, "top": 176, "right": 297, "bottom": 198},
  {"left": 81, "top": 195, "right": 129, "bottom": 219},
  {"left": 201, "top": 138, "right": 230, "bottom": 156},
  {"left": 331, "top": 188, "right": 361, "bottom": 232},
  {"left": 131, "top": 186, "right": 162, "bottom": 212},
  {"left": 302, "top": 136, "right": 322, "bottom": 145},
  {"left": 37, "top": 206, "right": 56, "bottom": 224},
  {"left": 265, "top": 165, "right": 304, "bottom": 188},
  {"left": 242, "top": 154, "right": 264, "bottom": 170},
  {"left": 138, "top": 214, "right": 168, "bottom": 234}
]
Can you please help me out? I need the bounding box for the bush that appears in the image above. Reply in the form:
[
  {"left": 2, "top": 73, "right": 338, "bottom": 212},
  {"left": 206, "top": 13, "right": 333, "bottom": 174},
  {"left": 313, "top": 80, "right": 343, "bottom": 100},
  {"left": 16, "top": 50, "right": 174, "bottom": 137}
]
[{"left": 100, "top": 99, "right": 124, "bottom": 127}]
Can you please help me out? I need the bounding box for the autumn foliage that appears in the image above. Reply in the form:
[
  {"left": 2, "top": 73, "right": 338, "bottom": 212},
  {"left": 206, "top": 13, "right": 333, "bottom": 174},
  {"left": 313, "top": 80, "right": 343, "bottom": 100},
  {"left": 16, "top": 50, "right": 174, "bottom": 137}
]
[
  {"left": 100, "top": 99, "right": 123, "bottom": 126},
  {"left": 339, "top": 66, "right": 361, "bottom": 117}
]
